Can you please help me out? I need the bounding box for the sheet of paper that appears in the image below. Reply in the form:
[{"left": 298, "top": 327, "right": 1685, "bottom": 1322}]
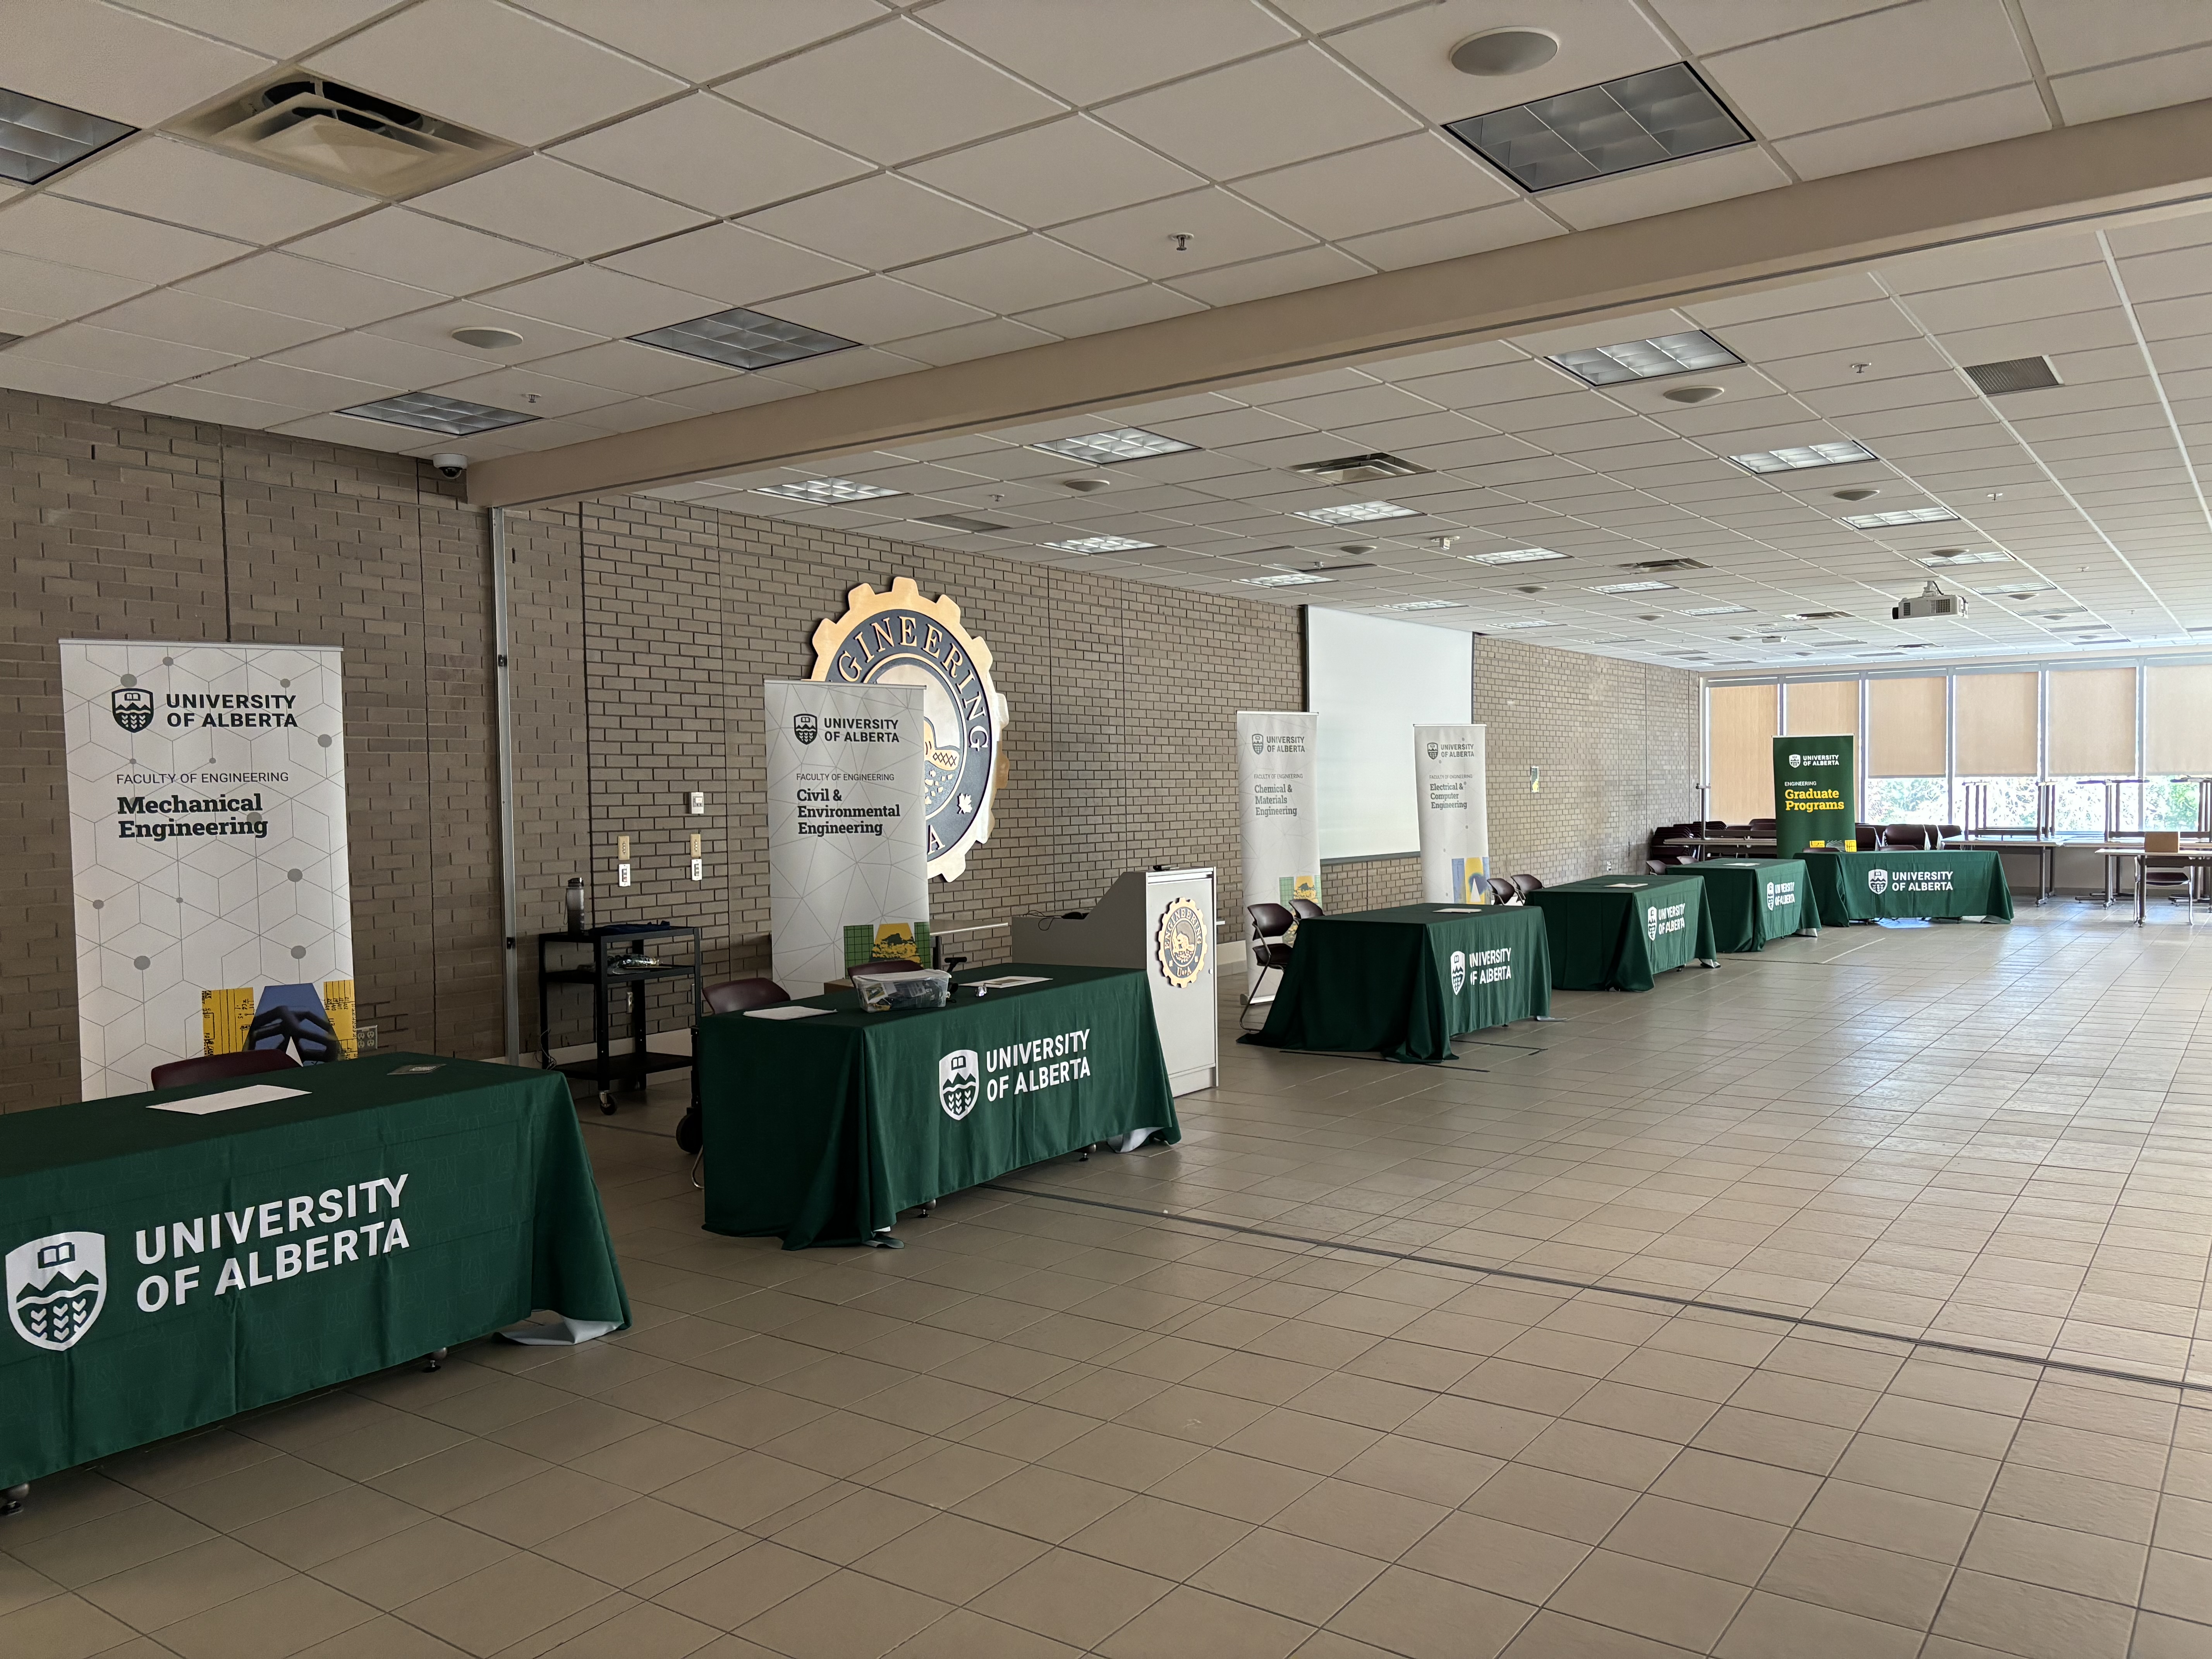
[
  {"left": 1435, "top": 907, "right": 1480, "bottom": 914},
  {"left": 1604, "top": 882, "right": 1649, "bottom": 889},
  {"left": 149, "top": 1082, "right": 308, "bottom": 1115},
  {"left": 390, "top": 1063, "right": 443, "bottom": 1075},
  {"left": 969, "top": 975, "right": 1052, "bottom": 989},
  {"left": 746, "top": 1004, "right": 832, "bottom": 1020}
]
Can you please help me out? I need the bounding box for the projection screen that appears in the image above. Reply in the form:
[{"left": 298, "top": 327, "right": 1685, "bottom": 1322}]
[{"left": 1304, "top": 607, "right": 1474, "bottom": 860}]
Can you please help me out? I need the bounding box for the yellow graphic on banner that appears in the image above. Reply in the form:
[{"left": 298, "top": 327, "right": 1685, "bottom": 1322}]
[
  {"left": 1279, "top": 874, "right": 1318, "bottom": 905},
  {"left": 199, "top": 979, "right": 358, "bottom": 1060},
  {"left": 201, "top": 987, "right": 254, "bottom": 1057},
  {"left": 322, "top": 979, "right": 357, "bottom": 1058}
]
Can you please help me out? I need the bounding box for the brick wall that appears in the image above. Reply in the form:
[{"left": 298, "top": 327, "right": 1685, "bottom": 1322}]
[{"left": 3, "top": 389, "right": 1699, "bottom": 1105}]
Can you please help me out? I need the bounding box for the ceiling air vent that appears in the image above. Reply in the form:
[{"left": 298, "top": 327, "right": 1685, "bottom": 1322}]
[
  {"left": 1791, "top": 610, "right": 1849, "bottom": 621},
  {"left": 173, "top": 72, "right": 512, "bottom": 196},
  {"left": 1622, "top": 557, "right": 1710, "bottom": 573},
  {"left": 1963, "top": 355, "right": 2061, "bottom": 395},
  {"left": 1290, "top": 452, "right": 1432, "bottom": 485}
]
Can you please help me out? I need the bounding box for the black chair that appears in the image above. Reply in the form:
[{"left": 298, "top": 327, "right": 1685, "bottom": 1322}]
[
  {"left": 1288, "top": 898, "right": 1325, "bottom": 921},
  {"left": 1512, "top": 873, "right": 1544, "bottom": 897},
  {"left": 1486, "top": 875, "right": 1521, "bottom": 905},
  {"left": 1242, "top": 902, "right": 1297, "bottom": 1026},
  {"left": 1938, "top": 823, "right": 1964, "bottom": 845},
  {"left": 149, "top": 1048, "right": 300, "bottom": 1091},
  {"left": 1882, "top": 824, "right": 1931, "bottom": 849},
  {"left": 1855, "top": 823, "right": 1884, "bottom": 848},
  {"left": 1646, "top": 859, "right": 1671, "bottom": 875},
  {"left": 680, "top": 978, "right": 790, "bottom": 1154}
]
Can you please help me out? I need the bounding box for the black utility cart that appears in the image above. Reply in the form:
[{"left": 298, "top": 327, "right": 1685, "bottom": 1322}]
[{"left": 536, "top": 924, "right": 704, "bottom": 1112}]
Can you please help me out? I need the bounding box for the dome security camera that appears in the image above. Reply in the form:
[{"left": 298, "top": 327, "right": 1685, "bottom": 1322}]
[{"left": 431, "top": 453, "right": 469, "bottom": 479}]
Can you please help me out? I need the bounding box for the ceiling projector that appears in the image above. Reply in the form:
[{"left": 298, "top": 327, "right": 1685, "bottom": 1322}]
[{"left": 1893, "top": 580, "right": 1966, "bottom": 620}]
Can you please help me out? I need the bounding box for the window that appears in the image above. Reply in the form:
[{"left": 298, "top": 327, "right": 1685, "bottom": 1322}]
[
  {"left": 1954, "top": 672, "right": 2037, "bottom": 827},
  {"left": 1708, "top": 683, "right": 1776, "bottom": 823},
  {"left": 2049, "top": 667, "right": 2136, "bottom": 833},
  {"left": 1865, "top": 676, "right": 1944, "bottom": 825},
  {"left": 2146, "top": 665, "right": 2212, "bottom": 833}
]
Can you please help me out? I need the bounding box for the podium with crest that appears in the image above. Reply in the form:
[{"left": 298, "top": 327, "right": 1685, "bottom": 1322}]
[{"left": 1011, "top": 868, "right": 1218, "bottom": 1094}]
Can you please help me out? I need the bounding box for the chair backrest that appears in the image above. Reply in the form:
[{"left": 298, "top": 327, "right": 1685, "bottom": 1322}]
[
  {"left": 1938, "top": 824, "right": 1963, "bottom": 842},
  {"left": 2146, "top": 830, "right": 2182, "bottom": 854},
  {"left": 1854, "top": 824, "right": 1883, "bottom": 847},
  {"left": 705, "top": 977, "right": 790, "bottom": 1015},
  {"left": 1701, "top": 821, "right": 1728, "bottom": 833},
  {"left": 1512, "top": 873, "right": 1544, "bottom": 895},
  {"left": 1486, "top": 876, "right": 1521, "bottom": 905},
  {"left": 1645, "top": 859, "right": 1670, "bottom": 875},
  {"left": 1748, "top": 818, "right": 1776, "bottom": 834},
  {"left": 149, "top": 1048, "right": 300, "bottom": 1091},
  {"left": 1248, "top": 902, "right": 1295, "bottom": 941},
  {"left": 1883, "top": 824, "right": 1930, "bottom": 849},
  {"left": 2142, "top": 855, "right": 2193, "bottom": 882},
  {"left": 1288, "top": 898, "right": 1325, "bottom": 920}
]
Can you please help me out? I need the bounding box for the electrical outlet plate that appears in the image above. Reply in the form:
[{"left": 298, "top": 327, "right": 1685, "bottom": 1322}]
[
  {"left": 689, "top": 791, "right": 705, "bottom": 814},
  {"left": 617, "top": 861, "right": 632, "bottom": 888}
]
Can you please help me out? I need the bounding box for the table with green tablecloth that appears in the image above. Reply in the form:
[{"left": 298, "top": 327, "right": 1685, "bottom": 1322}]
[
  {"left": 1526, "top": 873, "right": 1720, "bottom": 991},
  {"left": 1240, "top": 903, "right": 1550, "bottom": 1064},
  {"left": 0, "top": 1055, "right": 629, "bottom": 1495},
  {"left": 1681, "top": 858, "right": 1814, "bottom": 951},
  {"left": 699, "top": 964, "right": 1177, "bottom": 1249},
  {"left": 1803, "top": 849, "right": 2015, "bottom": 924}
]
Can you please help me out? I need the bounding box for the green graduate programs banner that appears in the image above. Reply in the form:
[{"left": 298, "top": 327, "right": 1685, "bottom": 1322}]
[{"left": 1773, "top": 735, "right": 1857, "bottom": 857}]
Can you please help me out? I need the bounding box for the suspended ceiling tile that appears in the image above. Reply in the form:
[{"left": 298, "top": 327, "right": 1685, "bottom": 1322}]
[
  {"left": 53, "top": 136, "right": 371, "bottom": 246},
  {"left": 8, "top": 321, "right": 238, "bottom": 382},
  {"left": 1902, "top": 264, "right": 2116, "bottom": 335},
  {"left": 0, "top": 249, "right": 151, "bottom": 324},
  {"left": 601, "top": 223, "right": 863, "bottom": 308},
  {"left": 896, "top": 236, "right": 1139, "bottom": 315},
  {"left": 549, "top": 94, "right": 872, "bottom": 218},
  {"left": 0, "top": 354, "right": 174, "bottom": 403},
  {"left": 740, "top": 174, "right": 1018, "bottom": 271},
  {"left": 305, "top": 0, "right": 685, "bottom": 147},
  {"left": 364, "top": 298, "right": 603, "bottom": 361},
  {"left": 1542, "top": 147, "right": 1790, "bottom": 233},
  {"left": 122, "top": 382, "right": 316, "bottom": 428},
  {"left": 1235, "top": 134, "right": 1517, "bottom": 244},
  {"left": 177, "top": 251, "right": 441, "bottom": 327},
  {"left": 514, "top": 0, "right": 892, "bottom": 81},
  {"left": 903, "top": 117, "right": 1205, "bottom": 231},
  {"left": 1164, "top": 245, "right": 1372, "bottom": 307},
  {"left": 524, "top": 340, "right": 737, "bottom": 395},
  {"left": 267, "top": 331, "right": 492, "bottom": 392},
  {"left": 1704, "top": 0, "right": 2032, "bottom": 140},
  {"left": 1338, "top": 201, "right": 1563, "bottom": 273},
  {"left": 2051, "top": 43, "right": 2212, "bottom": 124},
  {"left": 723, "top": 17, "right": 1065, "bottom": 166},
  {"left": 410, "top": 156, "right": 712, "bottom": 261},
  {"left": 924, "top": 0, "right": 1298, "bottom": 105},
  {"left": 1098, "top": 45, "right": 1420, "bottom": 182},
  {"left": 281, "top": 208, "right": 566, "bottom": 297},
  {"left": 767, "top": 275, "right": 991, "bottom": 344},
  {"left": 1010, "top": 280, "right": 1207, "bottom": 340},
  {"left": 1329, "top": 0, "right": 1678, "bottom": 123},
  {"left": 478, "top": 264, "right": 720, "bottom": 337},
  {"left": 0, "top": 196, "right": 247, "bottom": 283},
  {"left": 1051, "top": 187, "right": 1314, "bottom": 279},
  {"left": 2016, "top": 0, "right": 2212, "bottom": 73},
  {"left": 10, "top": 0, "right": 270, "bottom": 127},
  {"left": 90, "top": 287, "right": 336, "bottom": 357},
  {"left": 181, "top": 357, "right": 395, "bottom": 411},
  {"left": 883, "top": 317, "right": 1060, "bottom": 366},
  {"left": 1775, "top": 85, "right": 2049, "bottom": 181},
  {"left": 754, "top": 345, "right": 926, "bottom": 390},
  {"left": 1648, "top": 0, "right": 1896, "bottom": 55},
  {"left": 428, "top": 363, "right": 627, "bottom": 420}
]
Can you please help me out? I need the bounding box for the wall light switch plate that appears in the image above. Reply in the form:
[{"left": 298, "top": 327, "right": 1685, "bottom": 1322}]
[
  {"left": 689, "top": 791, "right": 705, "bottom": 814},
  {"left": 617, "top": 834, "right": 631, "bottom": 860},
  {"left": 690, "top": 858, "right": 703, "bottom": 881},
  {"left": 689, "top": 833, "right": 702, "bottom": 857},
  {"left": 617, "top": 861, "right": 632, "bottom": 888}
]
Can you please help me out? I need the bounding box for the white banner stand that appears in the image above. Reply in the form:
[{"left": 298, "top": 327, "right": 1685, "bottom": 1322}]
[
  {"left": 1415, "top": 724, "right": 1491, "bottom": 903},
  {"left": 1237, "top": 711, "right": 1321, "bottom": 996}
]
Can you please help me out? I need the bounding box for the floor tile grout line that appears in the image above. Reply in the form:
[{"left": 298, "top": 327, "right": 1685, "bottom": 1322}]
[{"left": 981, "top": 1182, "right": 2212, "bottom": 1398}]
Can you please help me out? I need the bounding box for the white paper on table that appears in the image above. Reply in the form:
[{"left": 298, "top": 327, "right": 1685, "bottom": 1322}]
[
  {"left": 969, "top": 975, "right": 1052, "bottom": 989},
  {"left": 746, "top": 1004, "right": 832, "bottom": 1020},
  {"left": 1435, "top": 907, "right": 1480, "bottom": 914},
  {"left": 149, "top": 1083, "right": 308, "bottom": 1115},
  {"left": 1604, "top": 883, "right": 1650, "bottom": 889}
]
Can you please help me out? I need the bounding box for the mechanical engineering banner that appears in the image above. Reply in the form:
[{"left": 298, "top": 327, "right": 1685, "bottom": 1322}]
[
  {"left": 1237, "top": 711, "right": 1320, "bottom": 993},
  {"left": 1415, "top": 724, "right": 1491, "bottom": 903},
  {"left": 1773, "top": 734, "right": 1858, "bottom": 857},
  {"left": 60, "top": 640, "right": 356, "bottom": 1098},
  {"left": 766, "top": 678, "right": 929, "bottom": 993}
]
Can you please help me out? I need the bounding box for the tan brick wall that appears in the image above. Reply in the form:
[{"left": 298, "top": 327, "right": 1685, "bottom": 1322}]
[{"left": 3, "top": 388, "right": 1699, "bottom": 1103}]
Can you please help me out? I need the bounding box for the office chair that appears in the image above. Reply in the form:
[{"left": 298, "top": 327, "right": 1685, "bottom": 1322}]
[
  {"left": 149, "top": 1049, "right": 300, "bottom": 1091},
  {"left": 1242, "top": 902, "right": 1297, "bottom": 1027}
]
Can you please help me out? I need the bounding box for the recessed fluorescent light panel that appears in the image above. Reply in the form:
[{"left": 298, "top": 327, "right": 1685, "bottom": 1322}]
[
  {"left": 1976, "top": 583, "right": 2054, "bottom": 597},
  {"left": 1843, "top": 506, "right": 1959, "bottom": 528},
  {"left": 1548, "top": 330, "right": 1739, "bottom": 386},
  {"left": 1045, "top": 535, "right": 1156, "bottom": 553},
  {"left": 1921, "top": 549, "right": 2009, "bottom": 566},
  {"left": 1029, "top": 428, "right": 1192, "bottom": 465},
  {"left": 1382, "top": 600, "right": 1464, "bottom": 610},
  {"left": 0, "top": 87, "right": 134, "bottom": 184},
  {"left": 1465, "top": 547, "right": 1566, "bottom": 565},
  {"left": 337, "top": 391, "right": 533, "bottom": 435},
  {"left": 1444, "top": 62, "right": 1750, "bottom": 191},
  {"left": 632, "top": 306, "right": 855, "bottom": 370},
  {"left": 1680, "top": 605, "right": 1750, "bottom": 615},
  {"left": 1293, "top": 500, "right": 1420, "bottom": 526},
  {"left": 1730, "top": 441, "right": 1879, "bottom": 472},
  {"left": 750, "top": 477, "right": 903, "bottom": 503},
  {"left": 913, "top": 514, "right": 1008, "bottom": 533},
  {"left": 1587, "top": 580, "right": 1674, "bottom": 594},
  {"left": 1240, "top": 572, "right": 1333, "bottom": 587},
  {"left": 1495, "top": 619, "right": 1560, "bottom": 629}
]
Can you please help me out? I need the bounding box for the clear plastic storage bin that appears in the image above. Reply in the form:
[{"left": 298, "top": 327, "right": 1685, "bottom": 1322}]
[{"left": 853, "top": 967, "right": 952, "bottom": 1012}]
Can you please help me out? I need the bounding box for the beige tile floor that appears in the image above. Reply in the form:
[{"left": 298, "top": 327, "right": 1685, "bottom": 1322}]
[{"left": 10, "top": 903, "right": 2212, "bottom": 1658}]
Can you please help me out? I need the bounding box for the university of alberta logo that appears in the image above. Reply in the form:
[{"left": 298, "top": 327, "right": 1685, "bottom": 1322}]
[
  {"left": 1867, "top": 867, "right": 1890, "bottom": 894},
  {"left": 1645, "top": 905, "right": 1660, "bottom": 941},
  {"left": 1787, "top": 752, "right": 1802, "bottom": 768},
  {"left": 792, "top": 711, "right": 818, "bottom": 746},
  {"left": 812, "top": 579, "right": 1007, "bottom": 882},
  {"left": 111, "top": 687, "right": 153, "bottom": 733},
  {"left": 939, "top": 1050, "right": 980, "bottom": 1121},
  {"left": 1154, "top": 897, "right": 1207, "bottom": 989},
  {"left": 1250, "top": 732, "right": 1264, "bottom": 755},
  {"left": 1449, "top": 949, "right": 1466, "bottom": 993},
  {"left": 7, "top": 1232, "right": 107, "bottom": 1351},
  {"left": 1426, "top": 741, "right": 1439, "bottom": 760}
]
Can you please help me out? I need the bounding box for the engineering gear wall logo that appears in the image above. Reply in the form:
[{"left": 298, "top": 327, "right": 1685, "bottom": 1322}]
[
  {"left": 7, "top": 1232, "right": 107, "bottom": 1351},
  {"left": 1154, "top": 897, "right": 1207, "bottom": 989},
  {"left": 939, "top": 1049, "right": 980, "bottom": 1121},
  {"left": 812, "top": 579, "right": 1007, "bottom": 882}
]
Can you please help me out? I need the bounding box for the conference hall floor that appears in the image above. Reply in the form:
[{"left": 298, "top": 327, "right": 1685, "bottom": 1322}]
[{"left": 8, "top": 901, "right": 2212, "bottom": 1659}]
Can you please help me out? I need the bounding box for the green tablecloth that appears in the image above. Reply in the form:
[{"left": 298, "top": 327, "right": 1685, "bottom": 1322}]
[
  {"left": 1241, "top": 903, "right": 1550, "bottom": 1063},
  {"left": 1527, "top": 874, "right": 1719, "bottom": 991},
  {"left": 1803, "top": 850, "right": 2015, "bottom": 924},
  {"left": 0, "top": 1055, "right": 628, "bottom": 1491},
  {"left": 1683, "top": 859, "right": 1812, "bottom": 951},
  {"left": 699, "top": 964, "right": 1178, "bottom": 1249}
]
